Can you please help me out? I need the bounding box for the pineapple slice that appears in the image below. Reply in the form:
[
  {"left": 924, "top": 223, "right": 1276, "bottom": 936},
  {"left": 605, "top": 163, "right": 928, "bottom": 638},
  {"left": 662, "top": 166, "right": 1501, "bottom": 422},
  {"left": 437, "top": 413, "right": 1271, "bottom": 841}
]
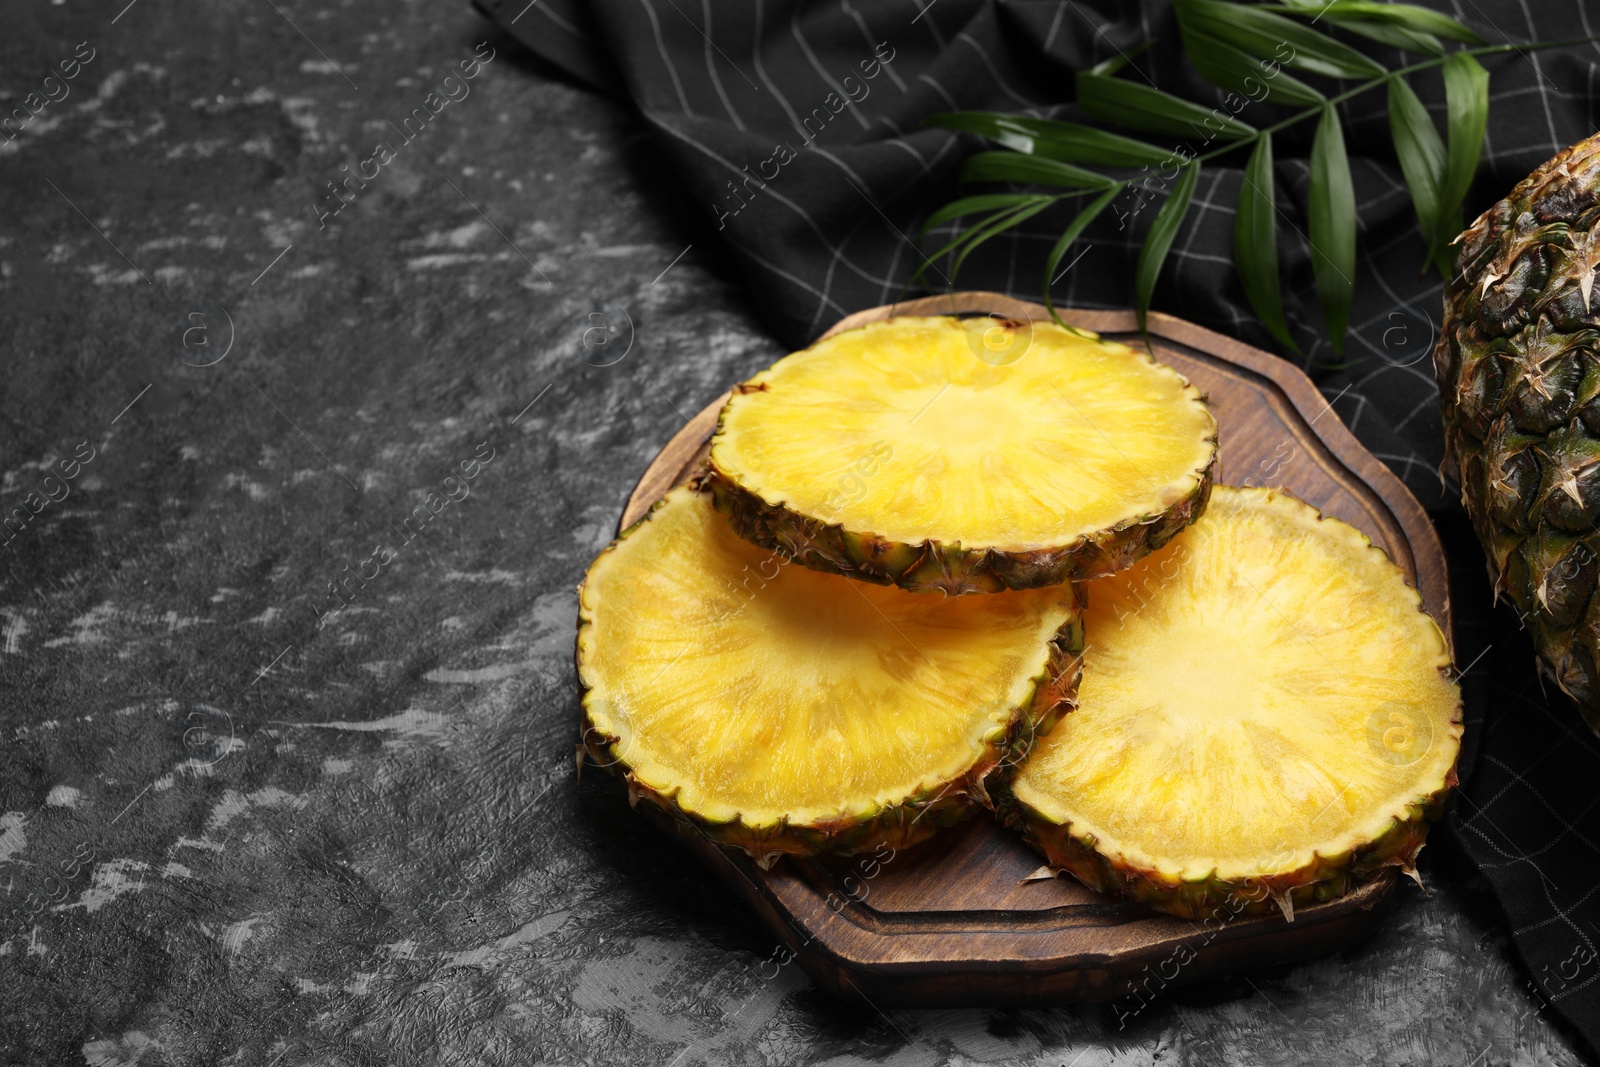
[
  {"left": 999, "top": 487, "right": 1463, "bottom": 919},
  {"left": 707, "top": 315, "right": 1217, "bottom": 595},
  {"left": 577, "top": 486, "right": 1084, "bottom": 865}
]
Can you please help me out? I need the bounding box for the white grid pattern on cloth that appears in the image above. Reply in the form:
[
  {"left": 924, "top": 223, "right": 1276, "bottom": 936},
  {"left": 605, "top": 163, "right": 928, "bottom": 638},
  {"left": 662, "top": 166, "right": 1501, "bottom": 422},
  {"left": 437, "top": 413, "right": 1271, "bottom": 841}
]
[
  {"left": 841, "top": 0, "right": 911, "bottom": 93},
  {"left": 915, "top": 71, "right": 960, "bottom": 110},
  {"left": 1448, "top": 653, "right": 1600, "bottom": 997},
  {"left": 639, "top": 0, "right": 695, "bottom": 115},
  {"left": 1043, "top": 2, "right": 1068, "bottom": 52},
  {"left": 642, "top": 113, "right": 908, "bottom": 293},
  {"left": 791, "top": 5, "right": 875, "bottom": 132},
  {"left": 909, "top": 0, "right": 948, "bottom": 49},
  {"left": 752, "top": 0, "right": 806, "bottom": 131},
  {"left": 955, "top": 31, "right": 1046, "bottom": 109},
  {"left": 696, "top": 0, "right": 748, "bottom": 131}
]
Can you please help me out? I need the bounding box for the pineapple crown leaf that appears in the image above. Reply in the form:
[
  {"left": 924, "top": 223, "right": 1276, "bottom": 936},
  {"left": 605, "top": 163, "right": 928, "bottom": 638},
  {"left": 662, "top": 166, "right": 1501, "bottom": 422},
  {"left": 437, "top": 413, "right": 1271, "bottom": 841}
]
[{"left": 916, "top": 0, "right": 1600, "bottom": 360}]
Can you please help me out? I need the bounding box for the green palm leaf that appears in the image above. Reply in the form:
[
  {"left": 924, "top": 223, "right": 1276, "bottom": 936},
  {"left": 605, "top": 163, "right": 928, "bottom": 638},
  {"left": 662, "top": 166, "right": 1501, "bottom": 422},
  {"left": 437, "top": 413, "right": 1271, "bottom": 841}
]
[
  {"left": 926, "top": 112, "right": 1171, "bottom": 167},
  {"left": 1074, "top": 72, "right": 1256, "bottom": 142},
  {"left": 1134, "top": 162, "right": 1201, "bottom": 335},
  {"left": 1434, "top": 52, "right": 1491, "bottom": 266},
  {"left": 1309, "top": 104, "right": 1357, "bottom": 354},
  {"left": 1290, "top": 2, "right": 1483, "bottom": 45},
  {"left": 1176, "top": 0, "right": 1386, "bottom": 79},
  {"left": 949, "top": 198, "right": 1058, "bottom": 280},
  {"left": 1234, "top": 134, "right": 1297, "bottom": 351},
  {"left": 1181, "top": 28, "right": 1326, "bottom": 106},
  {"left": 913, "top": 2, "right": 1585, "bottom": 362},
  {"left": 1386, "top": 75, "right": 1449, "bottom": 273},
  {"left": 1087, "top": 38, "right": 1156, "bottom": 77},
  {"left": 919, "top": 194, "right": 1046, "bottom": 237},
  {"left": 1043, "top": 185, "right": 1124, "bottom": 326},
  {"left": 913, "top": 198, "right": 1052, "bottom": 284},
  {"left": 959, "top": 151, "right": 1118, "bottom": 190},
  {"left": 1331, "top": 19, "right": 1445, "bottom": 56}
]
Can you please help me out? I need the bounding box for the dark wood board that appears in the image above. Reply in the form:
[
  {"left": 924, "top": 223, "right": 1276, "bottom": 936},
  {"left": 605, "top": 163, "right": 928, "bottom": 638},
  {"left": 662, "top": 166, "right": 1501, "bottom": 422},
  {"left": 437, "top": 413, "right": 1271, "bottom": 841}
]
[{"left": 614, "top": 292, "right": 1453, "bottom": 1008}]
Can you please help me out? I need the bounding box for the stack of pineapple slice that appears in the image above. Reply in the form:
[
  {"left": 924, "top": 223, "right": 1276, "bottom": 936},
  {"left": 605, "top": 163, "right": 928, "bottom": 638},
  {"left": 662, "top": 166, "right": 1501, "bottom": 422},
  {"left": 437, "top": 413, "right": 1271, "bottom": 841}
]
[{"left": 577, "top": 315, "right": 1463, "bottom": 918}]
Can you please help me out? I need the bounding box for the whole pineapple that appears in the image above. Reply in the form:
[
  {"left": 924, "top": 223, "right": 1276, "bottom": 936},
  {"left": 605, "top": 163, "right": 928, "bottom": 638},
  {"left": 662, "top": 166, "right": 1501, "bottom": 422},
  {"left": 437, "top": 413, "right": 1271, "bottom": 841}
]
[{"left": 1434, "top": 132, "right": 1600, "bottom": 735}]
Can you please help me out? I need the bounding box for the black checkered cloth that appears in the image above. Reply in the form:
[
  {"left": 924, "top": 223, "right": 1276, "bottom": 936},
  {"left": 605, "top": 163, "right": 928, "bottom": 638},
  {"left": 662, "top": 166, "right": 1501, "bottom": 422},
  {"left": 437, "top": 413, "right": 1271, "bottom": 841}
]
[{"left": 482, "top": 0, "right": 1600, "bottom": 1051}]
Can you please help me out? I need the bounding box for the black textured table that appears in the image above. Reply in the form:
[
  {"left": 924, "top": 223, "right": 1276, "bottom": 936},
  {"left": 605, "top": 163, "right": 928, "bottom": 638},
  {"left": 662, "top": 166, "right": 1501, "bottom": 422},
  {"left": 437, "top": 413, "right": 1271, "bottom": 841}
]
[{"left": 0, "top": 1, "right": 1589, "bottom": 1064}]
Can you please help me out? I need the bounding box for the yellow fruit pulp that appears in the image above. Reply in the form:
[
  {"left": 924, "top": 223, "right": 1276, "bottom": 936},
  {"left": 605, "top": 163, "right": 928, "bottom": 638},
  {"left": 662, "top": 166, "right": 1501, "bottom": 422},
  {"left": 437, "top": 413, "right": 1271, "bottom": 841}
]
[
  {"left": 1011, "top": 487, "right": 1461, "bottom": 881},
  {"left": 710, "top": 316, "right": 1216, "bottom": 550},
  {"left": 578, "top": 487, "right": 1079, "bottom": 827}
]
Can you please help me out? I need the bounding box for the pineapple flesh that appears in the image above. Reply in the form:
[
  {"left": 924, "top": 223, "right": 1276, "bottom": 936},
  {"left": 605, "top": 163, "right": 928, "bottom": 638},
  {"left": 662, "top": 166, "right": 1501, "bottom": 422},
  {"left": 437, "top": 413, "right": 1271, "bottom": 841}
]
[
  {"left": 1435, "top": 131, "right": 1600, "bottom": 734},
  {"left": 577, "top": 486, "right": 1085, "bottom": 866},
  {"left": 999, "top": 487, "right": 1462, "bottom": 919},
  {"left": 708, "top": 315, "right": 1218, "bottom": 595}
]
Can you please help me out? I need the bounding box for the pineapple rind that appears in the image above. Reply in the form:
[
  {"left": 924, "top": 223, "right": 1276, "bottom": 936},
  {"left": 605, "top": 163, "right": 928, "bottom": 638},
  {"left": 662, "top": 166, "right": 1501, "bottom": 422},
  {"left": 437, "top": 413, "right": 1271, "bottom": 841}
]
[
  {"left": 1435, "top": 131, "right": 1600, "bottom": 734},
  {"left": 706, "top": 316, "right": 1219, "bottom": 595},
  {"left": 575, "top": 488, "right": 1087, "bottom": 867},
  {"left": 706, "top": 467, "right": 1214, "bottom": 596},
  {"left": 993, "top": 770, "right": 1452, "bottom": 921},
  {"left": 994, "top": 486, "right": 1463, "bottom": 919}
]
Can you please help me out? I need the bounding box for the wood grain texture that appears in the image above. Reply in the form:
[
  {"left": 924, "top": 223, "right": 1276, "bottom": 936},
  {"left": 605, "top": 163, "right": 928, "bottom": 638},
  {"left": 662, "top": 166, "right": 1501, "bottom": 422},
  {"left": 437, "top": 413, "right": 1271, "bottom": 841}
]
[{"left": 617, "top": 294, "right": 1452, "bottom": 1008}]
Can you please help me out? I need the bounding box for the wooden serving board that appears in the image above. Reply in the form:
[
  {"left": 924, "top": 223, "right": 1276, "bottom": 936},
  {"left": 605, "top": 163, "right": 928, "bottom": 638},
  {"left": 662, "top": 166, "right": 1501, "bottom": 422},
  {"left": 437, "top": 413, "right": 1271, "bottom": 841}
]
[{"left": 616, "top": 292, "right": 1452, "bottom": 1008}]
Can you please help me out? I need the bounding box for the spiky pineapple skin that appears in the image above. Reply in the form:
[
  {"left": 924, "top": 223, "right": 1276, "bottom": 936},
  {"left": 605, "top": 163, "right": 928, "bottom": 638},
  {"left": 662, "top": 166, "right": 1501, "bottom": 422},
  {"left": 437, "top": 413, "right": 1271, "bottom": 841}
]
[
  {"left": 1434, "top": 132, "right": 1600, "bottom": 735},
  {"left": 575, "top": 494, "right": 1088, "bottom": 868},
  {"left": 704, "top": 465, "right": 1216, "bottom": 597},
  {"left": 991, "top": 770, "right": 1455, "bottom": 921}
]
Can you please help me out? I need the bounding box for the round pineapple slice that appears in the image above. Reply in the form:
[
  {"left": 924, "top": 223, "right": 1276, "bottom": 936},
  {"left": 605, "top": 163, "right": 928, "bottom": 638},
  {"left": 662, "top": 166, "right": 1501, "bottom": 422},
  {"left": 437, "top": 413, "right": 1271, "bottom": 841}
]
[
  {"left": 706, "top": 315, "right": 1217, "bottom": 595},
  {"left": 577, "top": 485, "right": 1084, "bottom": 866},
  {"left": 998, "top": 486, "right": 1462, "bottom": 920}
]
